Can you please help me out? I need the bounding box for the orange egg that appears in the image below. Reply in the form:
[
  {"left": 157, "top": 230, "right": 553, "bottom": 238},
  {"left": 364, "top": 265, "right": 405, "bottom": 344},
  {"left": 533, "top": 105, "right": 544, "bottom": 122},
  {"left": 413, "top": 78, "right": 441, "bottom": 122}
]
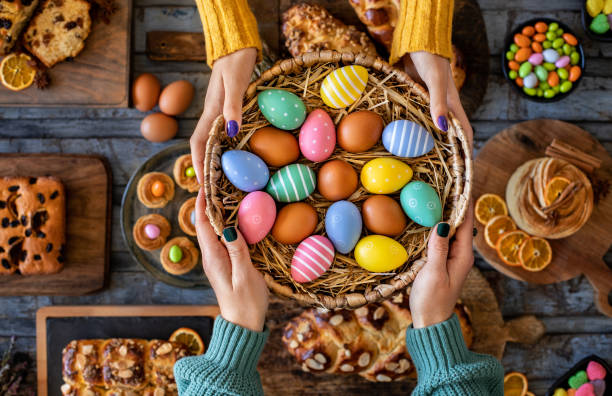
[
  {"left": 531, "top": 42, "right": 543, "bottom": 53},
  {"left": 533, "top": 33, "right": 546, "bottom": 42},
  {"left": 140, "top": 113, "right": 178, "bottom": 142},
  {"left": 563, "top": 33, "right": 578, "bottom": 46},
  {"left": 317, "top": 159, "right": 358, "bottom": 201},
  {"left": 249, "top": 126, "right": 299, "bottom": 167},
  {"left": 535, "top": 22, "right": 548, "bottom": 33},
  {"left": 515, "top": 48, "right": 532, "bottom": 62},
  {"left": 159, "top": 80, "right": 195, "bottom": 116},
  {"left": 514, "top": 33, "right": 531, "bottom": 48},
  {"left": 569, "top": 66, "right": 581, "bottom": 82},
  {"left": 522, "top": 26, "right": 535, "bottom": 36},
  {"left": 362, "top": 195, "right": 407, "bottom": 237},
  {"left": 515, "top": 77, "right": 524, "bottom": 87},
  {"left": 132, "top": 73, "right": 161, "bottom": 112},
  {"left": 151, "top": 181, "right": 165, "bottom": 197},
  {"left": 547, "top": 71, "right": 559, "bottom": 87},
  {"left": 337, "top": 110, "right": 384, "bottom": 153},
  {"left": 508, "top": 61, "right": 520, "bottom": 71},
  {"left": 271, "top": 202, "right": 318, "bottom": 244}
]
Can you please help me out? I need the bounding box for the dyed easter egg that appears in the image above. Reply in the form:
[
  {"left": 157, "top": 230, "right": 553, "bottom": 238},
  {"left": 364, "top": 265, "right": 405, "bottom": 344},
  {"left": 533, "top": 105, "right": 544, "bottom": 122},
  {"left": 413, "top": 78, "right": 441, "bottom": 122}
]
[
  {"left": 400, "top": 181, "right": 442, "bottom": 227},
  {"left": 258, "top": 89, "right": 307, "bottom": 130},
  {"left": 337, "top": 110, "right": 384, "bottom": 153},
  {"left": 249, "top": 126, "right": 299, "bottom": 167},
  {"left": 317, "top": 159, "right": 358, "bottom": 201},
  {"left": 190, "top": 210, "right": 195, "bottom": 225},
  {"left": 266, "top": 164, "right": 316, "bottom": 202},
  {"left": 291, "top": 235, "right": 335, "bottom": 283},
  {"left": 271, "top": 202, "right": 318, "bottom": 244},
  {"left": 144, "top": 224, "right": 161, "bottom": 239},
  {"left": 221, "top": 150, "right": 270, "bottom": 192},
  {"left": 320, "top": 65, "right": 368, "bottom": 109},
  {"left": 299, "top": 109, "right": 336, "bottom": 162},
  {"left": 382, "top": 120, "right": 434, "bottom": 158},
  {"left": 361, "top": 158, "right": 413, "bottom": 194},
  {"left": 238, "top": 191, "right": 277, "bottom": 244},
  {"left": 325, "top": 200, "right": 362, "bottom": 254},
  {"left": 354, "top": 235, "right": 408, "bottom": 272},
  {"left": 362, "top": 195, "right": 407, "bottom": 237},
  {"left": 543, "top": 48, "right": 560, "bottom": 63}
]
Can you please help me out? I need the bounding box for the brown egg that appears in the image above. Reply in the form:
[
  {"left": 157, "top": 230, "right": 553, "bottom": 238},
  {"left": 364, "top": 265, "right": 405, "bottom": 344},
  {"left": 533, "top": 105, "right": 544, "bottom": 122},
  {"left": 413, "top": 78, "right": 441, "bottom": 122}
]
[
  {"left": 337, "top": 110, "right": 384, "bottom": 153},
  {"left": 362, "top": 195, "right": 407, "bottom": 236},
  {"left": 132, "top": 73, "right": 161, "bottom": 112},
  {"left": 140, "top": 113, "right": 178, "bottom": 142},
  {"left": 159, "top": 80, "right": 195, "bottom": 116},
  {"left": 249, "top": 126, "right": 300, "bottom": 167},
  {"left": 271, "top": 202, "right": 318, "bottom": 244},
  {"left": 317, "top": 159, "right": 358, "bottom": 201}
]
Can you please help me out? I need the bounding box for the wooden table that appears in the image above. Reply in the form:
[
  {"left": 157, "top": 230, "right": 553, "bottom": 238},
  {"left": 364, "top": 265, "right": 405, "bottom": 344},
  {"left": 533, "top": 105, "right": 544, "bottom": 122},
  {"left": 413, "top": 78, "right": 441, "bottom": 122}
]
[{"left": 0, "top": 1, "right": 610, "bottom": 394}]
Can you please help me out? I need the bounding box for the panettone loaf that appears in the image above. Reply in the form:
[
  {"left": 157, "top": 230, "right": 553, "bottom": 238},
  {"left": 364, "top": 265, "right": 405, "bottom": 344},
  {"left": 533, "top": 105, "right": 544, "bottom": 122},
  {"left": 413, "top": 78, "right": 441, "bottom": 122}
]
[{"left": 0, "top": 0, "right": 39, "bottom": 55}]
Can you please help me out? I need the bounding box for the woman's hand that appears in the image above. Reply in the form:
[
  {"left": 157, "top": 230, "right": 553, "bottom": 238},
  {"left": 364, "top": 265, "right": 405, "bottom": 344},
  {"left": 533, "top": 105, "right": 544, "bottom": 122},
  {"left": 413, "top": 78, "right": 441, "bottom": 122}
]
[
  {"left": 409, "top": 205, "right": 475, "bottom": 328},
  {"left": 190, "top": 48, "right": 258, "bottom": 183},
  {"left": 194, "top": 189, "right": 269, "bottom": 332}
]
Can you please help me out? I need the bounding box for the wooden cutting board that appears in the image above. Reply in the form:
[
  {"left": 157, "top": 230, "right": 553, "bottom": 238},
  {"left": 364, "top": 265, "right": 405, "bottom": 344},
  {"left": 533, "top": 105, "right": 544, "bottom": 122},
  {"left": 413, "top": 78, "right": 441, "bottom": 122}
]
[
  {"left": 0, "top": 0, "right": 131, "bottom": 107},
  {"left": 36, "top": 305, "right": 221, "bottom": 396},
  {"left": 0, "top": 154, "right": 111, "bottom": 295},
  {"left": 473, "top": 120, "right": 612, "bottom": 317},
  {"left": 259, "top": 268, "right": 545, "bottom": 394}
]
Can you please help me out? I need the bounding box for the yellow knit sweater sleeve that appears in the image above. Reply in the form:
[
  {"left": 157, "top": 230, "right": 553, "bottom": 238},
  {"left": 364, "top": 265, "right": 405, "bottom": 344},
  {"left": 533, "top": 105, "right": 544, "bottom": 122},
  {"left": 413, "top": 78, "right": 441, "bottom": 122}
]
[
  {"left": 194, "top": 0, "right": 262, "bottom": 67},
  {"left": 389, "top": 0, "right": 454, "bottom": 65}
]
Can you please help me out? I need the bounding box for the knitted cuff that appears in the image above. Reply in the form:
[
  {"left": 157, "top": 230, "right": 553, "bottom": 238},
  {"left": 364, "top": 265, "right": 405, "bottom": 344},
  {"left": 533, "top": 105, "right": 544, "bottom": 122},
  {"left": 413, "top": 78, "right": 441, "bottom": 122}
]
[
  {"left": 405, "top": 314, "right": 470, "bottom": 377},
  {"left": 195, "top": 0, "right": 263, "bottom": 67},
  {"left": 389, "top": 0, "right": 454, "bottom": 65}
]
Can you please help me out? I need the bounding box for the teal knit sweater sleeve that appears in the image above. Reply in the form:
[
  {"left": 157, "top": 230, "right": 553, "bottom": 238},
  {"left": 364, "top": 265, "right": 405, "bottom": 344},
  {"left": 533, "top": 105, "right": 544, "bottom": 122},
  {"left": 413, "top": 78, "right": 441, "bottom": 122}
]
[
  {"left": 174, "top": 316, "right": 268, "bottom": 396},
  {"left": 406, "top": 314, "right": 504, "bottom": 396}
]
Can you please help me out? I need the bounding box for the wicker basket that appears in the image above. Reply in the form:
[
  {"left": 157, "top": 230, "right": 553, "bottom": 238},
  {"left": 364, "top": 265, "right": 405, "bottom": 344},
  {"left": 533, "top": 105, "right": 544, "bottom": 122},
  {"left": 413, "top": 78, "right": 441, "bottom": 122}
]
[{"left": 204, "top": 51, "right": 472, "bottom": 310}]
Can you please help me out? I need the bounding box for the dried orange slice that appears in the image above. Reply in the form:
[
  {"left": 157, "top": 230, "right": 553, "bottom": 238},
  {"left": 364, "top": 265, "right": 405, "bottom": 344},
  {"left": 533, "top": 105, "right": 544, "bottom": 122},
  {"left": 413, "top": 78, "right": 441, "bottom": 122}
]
[
  {"left": 484, "top": 215, "right": 517, "bottom": 248},
  {"left": 170, "top": 327, "right": 205, "bottom": 355},
  {"left": 475, "top": 193, "right": 508, "bottom": 225},
  {"left": 0, "top": 53, "right": 36, "bottom": 91},
  {"left": 496, "top": 230, "right": 529, "bottom": 266},
  {"left": 525, "top": 392, "right": 535, "bottom": 396},
  {"left": 504, "top": 372, "right": 528, "bottom": 396},
  {"left": 519, "top": 237, "right": 552, "bottom": 272},
  {"left": 544, "top": 176, "right": 571, "bottom": 206}
]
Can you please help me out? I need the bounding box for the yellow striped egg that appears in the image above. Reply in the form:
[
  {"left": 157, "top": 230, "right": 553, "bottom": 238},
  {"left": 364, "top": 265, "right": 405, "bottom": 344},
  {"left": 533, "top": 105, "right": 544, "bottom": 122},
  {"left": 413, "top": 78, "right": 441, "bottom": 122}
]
[{"left": 320, "top": 65, "right": 368, "bottom": 109}]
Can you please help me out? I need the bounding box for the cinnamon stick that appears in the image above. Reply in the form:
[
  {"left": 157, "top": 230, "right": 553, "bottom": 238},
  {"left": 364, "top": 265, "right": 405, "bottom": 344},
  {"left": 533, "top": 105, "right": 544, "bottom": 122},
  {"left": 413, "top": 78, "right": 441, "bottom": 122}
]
[{"left": 545, "top": 139, "right": 601, "bottom": 173}]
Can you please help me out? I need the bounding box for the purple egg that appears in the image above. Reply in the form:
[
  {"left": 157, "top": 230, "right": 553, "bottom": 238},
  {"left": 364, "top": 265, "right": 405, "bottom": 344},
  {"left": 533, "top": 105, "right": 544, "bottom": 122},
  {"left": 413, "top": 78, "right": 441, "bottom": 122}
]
[
  {"left": 528, "top": 53, "right": 543, "bottom": 65},
  {"left": 555, "top": 55, "right": 570, "bottom": 68}
]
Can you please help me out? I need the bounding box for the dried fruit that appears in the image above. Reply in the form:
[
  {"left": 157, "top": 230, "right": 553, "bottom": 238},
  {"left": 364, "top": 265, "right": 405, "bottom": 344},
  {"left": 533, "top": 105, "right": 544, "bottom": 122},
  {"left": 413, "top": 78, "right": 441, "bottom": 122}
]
[
  {"left": 519, "top": 237, "right": 552, "bottom": 272},
  {"left": 484, "top": 215, "right": 517, "bottom": 248},
  {"left": 496, "top": 230, "right": 529, "bottom": 266},
  {"left": 475, "top": 194, "right": 508, "bottom": 225}
]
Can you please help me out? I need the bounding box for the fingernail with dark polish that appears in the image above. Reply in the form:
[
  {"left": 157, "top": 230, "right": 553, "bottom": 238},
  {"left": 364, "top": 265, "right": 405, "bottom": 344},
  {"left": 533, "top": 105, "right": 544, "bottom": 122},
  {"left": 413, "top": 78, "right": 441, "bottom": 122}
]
[
  {"left": 473, "top": 227, "right": 478, "bottom": 236},
  {"left": 226, "top": 120, "right": 239, "bottom": 138},
  {"left": 223, "top": 226, "right": 237, "bottom": 242},
  {"left": 437, "top": 222, "right": 450, "bottom": 237},
  {"left": 437, "top": 115, "right": 448, "bottom": 132}
]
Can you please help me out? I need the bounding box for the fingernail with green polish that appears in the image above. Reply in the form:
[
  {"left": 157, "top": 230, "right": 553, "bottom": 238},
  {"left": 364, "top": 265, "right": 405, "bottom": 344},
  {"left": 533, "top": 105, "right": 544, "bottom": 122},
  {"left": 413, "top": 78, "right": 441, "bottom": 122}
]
[
  {"left": 437, "top": 222, "right": 450, "bottom": 237},
  {"left": 223, "top": 226, "right": 237, "bottom": 242},
  {"left": 473, "top": 227, "right": 478, "bottom": 237}
]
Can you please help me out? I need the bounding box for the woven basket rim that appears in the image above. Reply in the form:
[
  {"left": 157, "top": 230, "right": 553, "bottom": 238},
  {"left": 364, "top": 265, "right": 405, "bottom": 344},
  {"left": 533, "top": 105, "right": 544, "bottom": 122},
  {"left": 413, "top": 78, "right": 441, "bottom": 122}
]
[{"left": 204, "top": 50, "right": 473, "bottom": 310}]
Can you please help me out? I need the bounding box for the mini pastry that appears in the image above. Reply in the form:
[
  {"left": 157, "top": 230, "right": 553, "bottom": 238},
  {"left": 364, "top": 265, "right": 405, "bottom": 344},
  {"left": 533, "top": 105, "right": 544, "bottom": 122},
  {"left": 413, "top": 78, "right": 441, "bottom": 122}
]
[
  {"left": 506, "top": 157, "right": 593, "bottom": 239},
  {"left": 160, "top": 237, "right": 198, "bottom": 275},
  {"left": 178, "top": 197, "right": 196, "bottom": 236},
  {"left": 133, "top": 214, "right": 171, "bottom": 251},
  {"left": 136, "top": 172, "right": 175, "bottom": 209},
  {"left": 173, "top": 154, "right": 200, "bottom": 192}
]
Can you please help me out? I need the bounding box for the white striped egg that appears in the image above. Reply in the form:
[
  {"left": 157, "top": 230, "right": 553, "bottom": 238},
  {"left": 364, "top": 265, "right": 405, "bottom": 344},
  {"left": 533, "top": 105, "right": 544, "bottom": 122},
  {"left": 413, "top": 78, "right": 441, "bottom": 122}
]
[
  {"left": 320, "top": 65, "right": 368, "bottom": 109},
  {"left": 291, "top": 235, "right": 335, "bottom": 283},
  {"left": 382, "top": 120, "right": 434, "bottom": 158}
]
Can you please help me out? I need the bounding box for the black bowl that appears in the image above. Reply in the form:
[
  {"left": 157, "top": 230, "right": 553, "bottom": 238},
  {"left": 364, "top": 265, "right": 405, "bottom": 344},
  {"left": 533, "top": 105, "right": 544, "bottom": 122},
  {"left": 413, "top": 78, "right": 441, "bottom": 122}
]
[
  {"left": 581, "top": 4, "right": 612, "bottom": 42},
  {"left": 545, "top": 355, "right": 612, "bottom": 395},
  {"left": 501, "top": 18, "right": 586, "bottom": 103}
]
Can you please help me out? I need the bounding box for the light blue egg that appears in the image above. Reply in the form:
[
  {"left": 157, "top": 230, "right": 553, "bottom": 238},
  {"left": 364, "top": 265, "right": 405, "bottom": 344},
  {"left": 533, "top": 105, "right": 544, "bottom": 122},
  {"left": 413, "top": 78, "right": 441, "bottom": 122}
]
[
  {"left": 258, "top": 89, "right": 307, "bottom": 130},
  {"left": 190, "top": 210, "right": 195, "bottom": 225},
  {"left": 400, "top": 181, "right": 442, "bottom": 227},
  {"left": 382, "top": 120, "right": 434, "bottom": 158},
  {"left": 221, "top": 150, "right": 269, "bottom": 192},
  {"left": 325, "top": 200, "right": 362, "bottom": 254}
]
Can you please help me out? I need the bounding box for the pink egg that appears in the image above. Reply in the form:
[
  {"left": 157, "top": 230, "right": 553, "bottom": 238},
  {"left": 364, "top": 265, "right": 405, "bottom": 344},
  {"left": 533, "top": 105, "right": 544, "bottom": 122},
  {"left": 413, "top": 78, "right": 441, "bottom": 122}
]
[
  {"left": 299, "top": 109, "right": 336, "bottom": 162},
  {"left": 528, "top": 53, "right": 543, "bottom": 65},
  {"left": 291, "top": 235, "right": 334, "bottom": 283},
  {"left": 555, "top": 55, "right": 570, "bottom": 68},
  {"left": 144, "top": 224, "right": 160, "bottom": 239},
  {"left": 576, "top": 383, "right": 595, "bottom": 396},
  {"left": 238, "top": 191, "right": 276, "bottom": 244}
]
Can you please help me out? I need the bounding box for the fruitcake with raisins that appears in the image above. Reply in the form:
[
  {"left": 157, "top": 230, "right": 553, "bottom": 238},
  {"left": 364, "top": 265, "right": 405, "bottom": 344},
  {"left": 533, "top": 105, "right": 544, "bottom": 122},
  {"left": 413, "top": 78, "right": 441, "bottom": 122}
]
[
  {"left": 0, "top": 176, "right": 65, "bottom": 275},
  {"left": 22, "top": 0, "right": 91, "bottom": 67},
  {"left": 0, "top": 0, "right": 40, "bottom": 55}
]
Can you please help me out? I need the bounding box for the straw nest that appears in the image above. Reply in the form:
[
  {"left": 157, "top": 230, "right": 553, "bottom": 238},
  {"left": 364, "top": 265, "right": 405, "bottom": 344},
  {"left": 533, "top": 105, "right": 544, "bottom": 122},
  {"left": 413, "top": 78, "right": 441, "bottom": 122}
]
[{"left": 204, "top": 51, "right": 472, "bottom": 310}]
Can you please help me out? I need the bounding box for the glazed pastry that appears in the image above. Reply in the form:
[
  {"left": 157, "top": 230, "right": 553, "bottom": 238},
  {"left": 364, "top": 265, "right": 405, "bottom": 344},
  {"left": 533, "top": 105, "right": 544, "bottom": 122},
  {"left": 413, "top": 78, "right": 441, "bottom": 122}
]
[
  {"left": 136, "top": 172, "right": 175, "bottom": 209},
  {"left": 506, "top": 157, "right": 593, "bottom": 239},
  {"left": 283, "top": 288, "right": 472, "bottom": 382},
  {"left": 133, "top": 214, "right": 171, "bottom": 251},
  {"left": 147, "top": 340, "right": 188, "bottom": 392},
  {"left": 0, "top": 176, "right": 65, "bottom": 275},
  {"left": 173, "top": 154, "right": 200, "bottom": 192},
  {"left": 178, "top": 197, "right": 196, "bottom": 237},
  {"left": 160, "top": 237, "right": 199, "bottom": 275}
]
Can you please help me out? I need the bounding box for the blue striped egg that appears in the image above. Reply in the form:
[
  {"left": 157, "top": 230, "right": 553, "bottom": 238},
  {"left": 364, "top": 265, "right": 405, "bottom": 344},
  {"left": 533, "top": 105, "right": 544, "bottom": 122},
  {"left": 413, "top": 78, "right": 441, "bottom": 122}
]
[
  {"left": 221, "top": 150, "right": 269, "bottom": 192},
  {"left": 325, "top": 200, "right": 362, "bottom": 254},
  {"left": 266, "top": 164, "right": 316, "bottom": 203},
  {"left": 382, "top": 120, "right": 434, "bottom": 158}
]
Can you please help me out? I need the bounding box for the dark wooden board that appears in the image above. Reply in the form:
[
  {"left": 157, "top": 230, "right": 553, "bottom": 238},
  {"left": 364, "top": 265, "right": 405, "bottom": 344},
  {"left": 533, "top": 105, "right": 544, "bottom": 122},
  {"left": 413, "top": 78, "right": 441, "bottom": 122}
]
[
  {"left": 36, "top": 305, "right": 220, "bottom": 396},
  {"left": 473, "top": 120, "right": 612, "bottom": 317},
  {"left": 146, "top": 31, "right": 206, "bottom": 62},
  {"left": 0, "top": 0, "right": 132, "bottom": 107},
  {"left": 0, "top": 154, "right": 111, "bottom": 295}
]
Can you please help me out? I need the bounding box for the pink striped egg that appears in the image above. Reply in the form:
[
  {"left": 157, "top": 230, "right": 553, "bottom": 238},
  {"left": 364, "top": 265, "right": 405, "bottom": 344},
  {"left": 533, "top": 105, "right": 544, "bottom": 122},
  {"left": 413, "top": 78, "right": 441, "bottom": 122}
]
[
  {"left": 291, "top": 235, "right": 335, "bottom": 283},
  {"left": 238, "top": 191, "right": 277, "bottom": 244},
  {"left": 299, "top": 109, "right": 336, "bottom": 162}
]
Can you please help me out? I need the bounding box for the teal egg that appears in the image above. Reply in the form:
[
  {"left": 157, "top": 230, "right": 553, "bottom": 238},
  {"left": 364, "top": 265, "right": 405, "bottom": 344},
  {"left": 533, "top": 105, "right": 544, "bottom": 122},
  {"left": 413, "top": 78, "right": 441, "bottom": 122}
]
[
  {"left": 266, "top": 164, "right": 316, "bottom": 202},
  {"left": 400, "top": 181, "right": 442, "bottom": 227},
  {"left": 257, "top": 89, "right": 307, "bottom": 130}
]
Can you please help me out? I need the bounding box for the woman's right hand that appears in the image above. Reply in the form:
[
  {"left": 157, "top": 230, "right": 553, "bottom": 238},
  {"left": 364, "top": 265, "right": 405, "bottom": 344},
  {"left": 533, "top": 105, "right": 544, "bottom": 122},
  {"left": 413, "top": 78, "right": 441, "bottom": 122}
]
[{"left": 190, "top": 47, "right": 258, "bottom": 184}]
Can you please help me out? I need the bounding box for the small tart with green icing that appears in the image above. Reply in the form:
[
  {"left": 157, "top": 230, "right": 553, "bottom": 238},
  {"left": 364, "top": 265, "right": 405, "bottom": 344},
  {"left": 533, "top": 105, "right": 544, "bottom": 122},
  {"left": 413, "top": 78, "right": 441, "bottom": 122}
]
[
  {"left": 133, "top": 214, "right": 171, "bottom": 251},
  {"left": 160, "top": 236, "right": 198, "bottom": 275},
  {"left": 173, "top": 154, "right": 200, "bottom": 192},
  {"left": 178, "top": 197, "right": 197, "bottom": 236},
  {"left": 137, "top": 172, "right": 175, "bottom": 209}
]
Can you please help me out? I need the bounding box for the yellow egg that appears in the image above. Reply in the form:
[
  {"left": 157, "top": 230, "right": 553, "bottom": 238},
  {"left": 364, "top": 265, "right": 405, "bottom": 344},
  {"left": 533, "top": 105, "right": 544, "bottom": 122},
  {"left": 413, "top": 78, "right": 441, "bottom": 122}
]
[
  {"left": 360, "top": 158, "right": 412, "bottom": 194},
  {"left": 320, "top": 65, "right": 368, "bottom": 109},
  {"left": 354, "top": 235, "right": 408, "bottom": 272}
]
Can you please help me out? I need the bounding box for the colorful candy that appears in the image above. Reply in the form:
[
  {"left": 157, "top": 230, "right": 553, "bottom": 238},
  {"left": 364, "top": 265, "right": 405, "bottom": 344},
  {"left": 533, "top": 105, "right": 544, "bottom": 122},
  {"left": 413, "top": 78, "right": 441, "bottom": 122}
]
[
  {"left": 586, "top": 361, "right": 607, "bottom": 381},
  {"left": 169, "top": 245, "right": 182, "bottom": 263},
  {"left": 144, "top": 224, "right": 160, "bottom": 239},
  {"left": 151, "top": 181, "right": 165, "bottom": 197}
]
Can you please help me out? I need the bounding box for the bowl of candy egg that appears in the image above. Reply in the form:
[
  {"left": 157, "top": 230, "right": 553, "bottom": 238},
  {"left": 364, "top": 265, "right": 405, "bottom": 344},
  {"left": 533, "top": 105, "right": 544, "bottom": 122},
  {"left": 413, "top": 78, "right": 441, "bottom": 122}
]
[{"left": 502, "top": 18, "right": 585, "bottom": 102}]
